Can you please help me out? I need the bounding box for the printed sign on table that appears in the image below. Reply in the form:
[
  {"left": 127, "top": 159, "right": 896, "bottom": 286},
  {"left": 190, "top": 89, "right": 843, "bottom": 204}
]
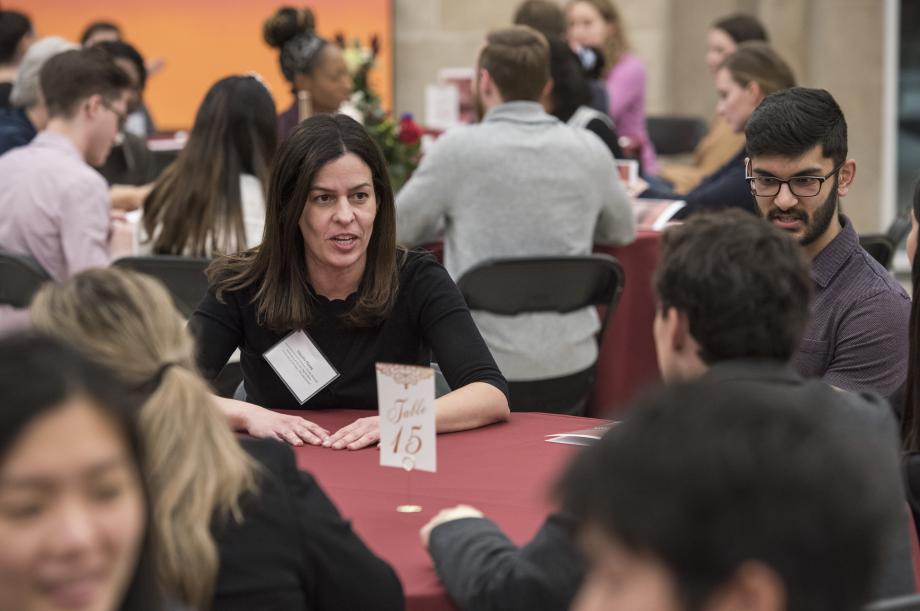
[{"left": 376, "top": 363, "right": 437, "bottom": 473}]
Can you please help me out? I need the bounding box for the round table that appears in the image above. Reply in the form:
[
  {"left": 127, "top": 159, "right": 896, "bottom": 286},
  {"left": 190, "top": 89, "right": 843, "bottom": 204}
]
[{"left": 283, "top": 409, "right": 605, "bottom": 611}]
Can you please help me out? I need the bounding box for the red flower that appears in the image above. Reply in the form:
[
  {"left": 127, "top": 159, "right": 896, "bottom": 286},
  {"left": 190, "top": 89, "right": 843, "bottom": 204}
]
[{"left": 398, "top": 113, "right": 423, "bottom": 145}]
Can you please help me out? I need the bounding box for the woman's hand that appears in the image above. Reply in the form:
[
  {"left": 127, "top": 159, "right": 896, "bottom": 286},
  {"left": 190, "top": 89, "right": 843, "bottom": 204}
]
[
  {"left": 324, "top": 416, "right": 380, "bottom": 450},
  {"left": 220, "top": 397, "right": 330, "bottom": 447}
]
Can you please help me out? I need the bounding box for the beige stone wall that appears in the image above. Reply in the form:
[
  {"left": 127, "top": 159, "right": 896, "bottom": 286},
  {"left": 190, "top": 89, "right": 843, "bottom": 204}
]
[{"left": 393, "top": 0, "right": 888, "bottom": 230}]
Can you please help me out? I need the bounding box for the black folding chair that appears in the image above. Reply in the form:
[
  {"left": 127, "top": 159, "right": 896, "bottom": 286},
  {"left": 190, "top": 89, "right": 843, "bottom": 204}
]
[
  {"left": 0, "top": 252, "right": 52, "bottom": 308},
  {"left": 646, "top": 115, "right": 708, "bottom": 156},
  {"left": 865, "top": 594, "right": 920, "bottom": 610},
  {"left": 887, "top": 211, "right": 912, "bottom": 248},
  {"left": 860, "top": 234, "right": 895, "bottom": 270},
  {"left": 457, "top": 255, "right": 625, "bottom": 414},
  {"left": 112, "top": 256, "right": 210, "bottom": 317}
]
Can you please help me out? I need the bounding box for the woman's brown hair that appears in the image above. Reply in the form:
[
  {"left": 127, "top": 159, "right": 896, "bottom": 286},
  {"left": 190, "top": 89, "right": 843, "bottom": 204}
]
[
  {"left": 721, "top": 41, "right": 796, "bottom": 98},
  {"left": 141, "top": 75, "right": 277, "bottom": 256},
  {"left": 566, "top": 0, "right": 630, "bottom": 75},
  {"left": 208, "top": 113, "right": 400, "bottom": 330}
]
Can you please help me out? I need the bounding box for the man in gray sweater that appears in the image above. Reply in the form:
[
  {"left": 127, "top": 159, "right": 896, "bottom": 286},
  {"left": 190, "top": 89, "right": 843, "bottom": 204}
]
[{"left": 396, "top": 26, "right": 635, "bottom": 413}]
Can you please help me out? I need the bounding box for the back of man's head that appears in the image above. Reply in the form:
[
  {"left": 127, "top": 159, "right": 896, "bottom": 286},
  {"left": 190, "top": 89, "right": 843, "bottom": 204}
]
[
  {"left": 479, "top": 26, "right": 550, "bottom": 103},
  {"left": 654, "top": 210, "right": 812, "bottom": 364},
  {"left": 559, "top": 382, "right": 899, "bottom": 611},
  {"left": 513, "top": 0, "right": 566, "bottom": 41},
  {"left": 745, "top": 86, "right": 848, "bottom": 166},
  {"left": 39, "top": 47, "right": 131, "bottom": 120}
]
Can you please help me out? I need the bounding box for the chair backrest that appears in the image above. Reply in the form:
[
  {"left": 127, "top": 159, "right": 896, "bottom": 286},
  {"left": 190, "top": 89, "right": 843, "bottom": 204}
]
[
  {"left": 0, "top": 252, "right": 52, "bottom": 308},
  {"left": 865, "top": 594, "right": 920, "bottom": 611},
  {"left": 646, "top": 115, "right": 708, "bottom": 156},
  {"left": 112, "top": 256, "right": 210, "bottom": 317},
  {"left": 860, "top": 234, "right": 895, "bottom": 270},
  {"left": 457, "top": 255, "right": 625, "bottom": 340},
  {"left": 887, "top": 212, "right": 913, "bottom": 248}
]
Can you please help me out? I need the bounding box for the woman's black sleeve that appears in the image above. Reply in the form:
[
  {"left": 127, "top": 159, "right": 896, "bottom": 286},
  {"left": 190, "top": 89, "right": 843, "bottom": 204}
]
[
  {"left": 188, "top": 286, "right": 244, "bottom": 383},
  {"left": 283, "top": 451, "right": 405, "bottom": 610},
  {"left": 410, "top": 257, "right": 509, "bottom": 399}
]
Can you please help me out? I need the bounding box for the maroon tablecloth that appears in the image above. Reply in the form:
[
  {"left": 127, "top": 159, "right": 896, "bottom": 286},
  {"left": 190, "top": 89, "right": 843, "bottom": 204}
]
[
  {"left": 282, "top": 409, "right": 604, "bottom": 611},
  {"left": 590, "top": 231, "right": 662, "bottom": 416}
]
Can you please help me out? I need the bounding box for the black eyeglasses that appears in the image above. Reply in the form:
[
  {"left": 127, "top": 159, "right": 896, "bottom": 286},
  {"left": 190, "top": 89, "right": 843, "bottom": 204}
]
[
  {"left": 746, "top": 161, "right": 844, "bottom": 198},
  {"left": 102, "top": 100, "right": 128, "bottom": 131}
]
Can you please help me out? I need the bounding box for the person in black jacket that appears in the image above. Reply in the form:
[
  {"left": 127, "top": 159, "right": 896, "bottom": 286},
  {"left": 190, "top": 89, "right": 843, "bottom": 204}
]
[
  {"left": 638, "top": 42, "right": 795, "bottom": 219},
  {"left": 420, "top": 210, "right": 913, "bottom": 610},
  {"left": 31, "top": 267, "right": 405, "bottom": 611},
  {"left": 559, "top": 381, "right": 901, "bottom": 611}
]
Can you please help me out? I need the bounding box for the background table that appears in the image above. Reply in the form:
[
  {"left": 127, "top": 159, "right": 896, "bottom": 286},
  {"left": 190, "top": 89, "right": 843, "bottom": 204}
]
[
  {"left": 590, "top": 231, "right": 662, "bottom": 416},
  {"left": 283, "top": 409, "right": 603, "bottom": 611}
]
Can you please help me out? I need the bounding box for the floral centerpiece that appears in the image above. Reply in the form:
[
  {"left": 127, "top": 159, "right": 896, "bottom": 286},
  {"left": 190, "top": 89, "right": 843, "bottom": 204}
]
[{"left": 338, "top": 34, "right": 422, "bottom": 191}]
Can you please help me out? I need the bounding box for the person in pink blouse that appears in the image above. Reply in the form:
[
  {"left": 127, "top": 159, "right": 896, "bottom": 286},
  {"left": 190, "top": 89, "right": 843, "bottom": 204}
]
[{"left": 565, "top": 0, "right": 658, "bottom": 174}]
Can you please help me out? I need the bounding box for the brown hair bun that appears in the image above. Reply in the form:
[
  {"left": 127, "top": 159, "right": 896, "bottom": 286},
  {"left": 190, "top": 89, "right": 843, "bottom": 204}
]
[{"left": 263, "top": 6, "right": 316, "bottom": 49}]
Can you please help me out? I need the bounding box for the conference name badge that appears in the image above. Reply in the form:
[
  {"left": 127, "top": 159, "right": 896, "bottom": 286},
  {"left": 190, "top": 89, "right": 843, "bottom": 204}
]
[
  {"left": 262, "top": 330, "right": 339, "bottom": 405},
  {"left": 376, "top": 363, "right": 437, "bottom": 473}
]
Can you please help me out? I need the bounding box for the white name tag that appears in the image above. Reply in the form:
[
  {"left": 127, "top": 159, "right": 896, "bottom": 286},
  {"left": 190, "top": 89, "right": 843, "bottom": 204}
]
[
  {"left": 263, "top": 330, "right": 339, "bottom": 404},
  {"left": 377, "top": 363, "right": 437, "bottom": 473}
]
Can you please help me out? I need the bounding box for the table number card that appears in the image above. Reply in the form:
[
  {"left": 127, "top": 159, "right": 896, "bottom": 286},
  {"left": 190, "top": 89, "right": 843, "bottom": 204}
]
[{"left": 376, "top": 363, "right": 437, "bottom": 473}]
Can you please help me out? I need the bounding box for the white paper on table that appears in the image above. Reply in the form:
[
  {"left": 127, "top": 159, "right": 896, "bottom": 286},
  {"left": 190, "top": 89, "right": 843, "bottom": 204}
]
[
  {"left": 377, "top": 363, "right": 437, "bottom": 473},
  {"left": 545, "top": 422, "right": 616, "bottom": 446},
  {"left": 262, "top": 330, "right": 339, "bottom": 404},
  {"left": 424, "top": 83, "right": 460, "bottom": 131},
  {"left": 615, "top": 159, "right": 639, "bottom": 188}
]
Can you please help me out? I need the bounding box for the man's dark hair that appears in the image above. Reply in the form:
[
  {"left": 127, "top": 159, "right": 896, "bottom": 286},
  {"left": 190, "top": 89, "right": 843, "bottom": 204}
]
[
  {"left": 712, "top": 13, "right": 768, "bottom": 44},
  {"left": 513, "top": 0, "right": 566, "bottom": 41},
  {"left": 745, "top": 86, "right": 848, "bottom": 166},
  {"left": 479, "top": 26, "right": 550, "bottom": 102},
  {"left": 80, "top": 20, "right": 122, "bottom": 46},
  {"left": 654, "top": 210, "right": 812, "bottom": 364},
  {"left": 0, "top": 10, "right": 32, "bottom": 64},
  {"left": 40, "top": 47, "right": 132, "bottom": 119},
  {"left": 95, "top": 39, "right": 147, "bottom": 91},
  {"left": 559, "top": 382, "right": 899, "bottom": 611}
]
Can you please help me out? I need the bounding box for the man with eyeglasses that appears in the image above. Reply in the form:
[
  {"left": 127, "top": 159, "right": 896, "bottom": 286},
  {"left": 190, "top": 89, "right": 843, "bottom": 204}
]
[
  {"left": 744, "top": 86, "right": 909, "bottom": 396},
  {"left": 0, "top": 47, "right": 132, "bottom": 286}
]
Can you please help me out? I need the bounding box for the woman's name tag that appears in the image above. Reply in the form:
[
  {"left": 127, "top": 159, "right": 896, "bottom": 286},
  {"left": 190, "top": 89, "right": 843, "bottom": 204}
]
[{"left": 263, "top": 330, "right": 339, "bottom": 404}]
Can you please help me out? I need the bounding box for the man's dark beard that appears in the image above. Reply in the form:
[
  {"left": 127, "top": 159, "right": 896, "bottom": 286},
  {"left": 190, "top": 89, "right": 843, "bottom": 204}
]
[{"left": 762, "top": 176, "right": 839, "bottom": 246}]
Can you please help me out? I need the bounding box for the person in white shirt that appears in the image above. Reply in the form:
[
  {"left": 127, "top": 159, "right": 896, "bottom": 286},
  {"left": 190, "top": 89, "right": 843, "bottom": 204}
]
[{"left": 138, "top": 75, "right": 277, "bottom": 257}]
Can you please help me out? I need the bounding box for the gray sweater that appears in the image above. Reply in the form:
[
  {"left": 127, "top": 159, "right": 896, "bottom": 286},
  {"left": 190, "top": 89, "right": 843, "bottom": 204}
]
[{"left": 396, "top": 101, "right": 635, "bottom": 380}]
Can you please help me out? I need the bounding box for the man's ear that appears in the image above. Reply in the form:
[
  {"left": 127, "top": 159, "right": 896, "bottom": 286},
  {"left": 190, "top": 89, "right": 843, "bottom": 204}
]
[
  {"left": 476, "top": 68, "right": 490, "bottom": 94},
  {"left": 837, "top": 159, "right": 857, "bottom": 196},
  {"left": 540, "top": 78, "right": 554, "bottom": 103},
  {"left": 670, "top": 307, "right": 691, "bottom": 353},
  {"left": 83, "top": 93, "right": 104, "bottom": 121},
  {"left": 706, "top": 562, "right": 786, "bottom": 611}
]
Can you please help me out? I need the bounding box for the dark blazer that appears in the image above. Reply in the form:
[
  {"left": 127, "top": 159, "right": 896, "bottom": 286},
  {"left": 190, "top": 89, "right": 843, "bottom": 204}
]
[
  {"left": 427, "top": 360, "right": 913, "bottom": 611},
  {"left": 211, "top": 438, "right": 405, "bottom": 611},
  {"left": 642, "top": 146, "right": 753, "bottom": 220}
]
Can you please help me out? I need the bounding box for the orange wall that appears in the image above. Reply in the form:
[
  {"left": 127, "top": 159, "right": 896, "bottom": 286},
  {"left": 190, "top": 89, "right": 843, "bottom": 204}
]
[{"left": 12, "top": 0, "right": 392, "bottom": 130}]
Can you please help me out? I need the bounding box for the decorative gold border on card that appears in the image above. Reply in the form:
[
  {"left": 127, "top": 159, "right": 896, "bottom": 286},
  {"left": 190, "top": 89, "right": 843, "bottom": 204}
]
[{"left": 376, "top": 362, "right": 434, "bottom": 388}]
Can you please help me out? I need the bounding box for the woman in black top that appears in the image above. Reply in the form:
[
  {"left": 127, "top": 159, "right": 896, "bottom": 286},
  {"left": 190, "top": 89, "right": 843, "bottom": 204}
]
[{"left": 192, "top": 113, "right": 510, "bottom": 450}]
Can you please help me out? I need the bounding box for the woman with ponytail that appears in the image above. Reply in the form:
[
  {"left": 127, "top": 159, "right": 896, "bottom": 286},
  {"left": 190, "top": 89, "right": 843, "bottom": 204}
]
[{"left": 30, "top": 268, "right": 403, "bottom": 611}]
